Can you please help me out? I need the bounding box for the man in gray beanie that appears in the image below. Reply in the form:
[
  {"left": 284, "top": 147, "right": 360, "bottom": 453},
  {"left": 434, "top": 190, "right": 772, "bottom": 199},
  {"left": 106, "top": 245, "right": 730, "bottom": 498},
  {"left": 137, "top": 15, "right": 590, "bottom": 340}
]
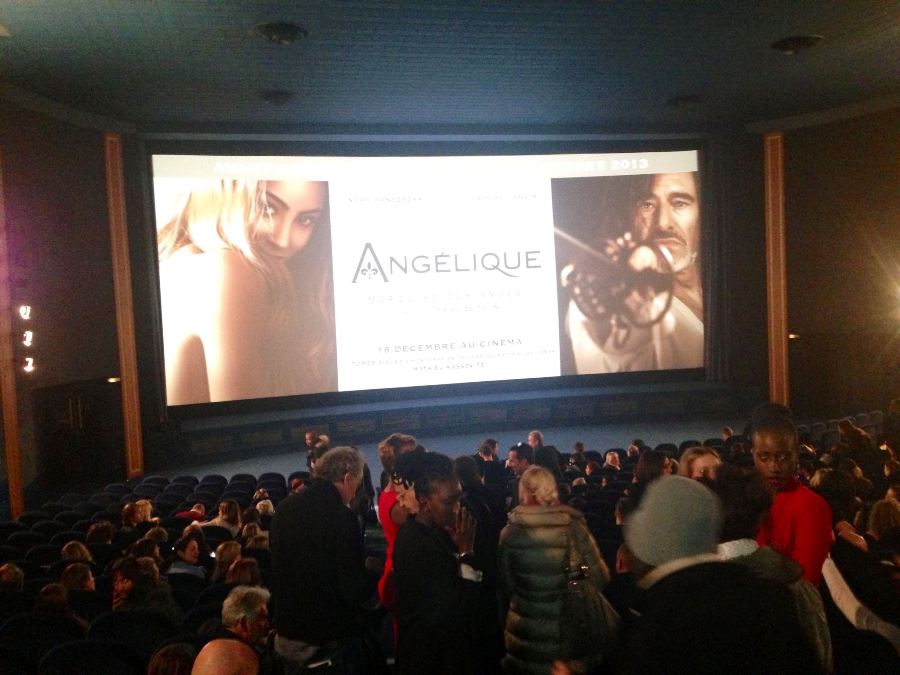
[{"left": 615, "top": 476, "right": 821, "bottom": 674}]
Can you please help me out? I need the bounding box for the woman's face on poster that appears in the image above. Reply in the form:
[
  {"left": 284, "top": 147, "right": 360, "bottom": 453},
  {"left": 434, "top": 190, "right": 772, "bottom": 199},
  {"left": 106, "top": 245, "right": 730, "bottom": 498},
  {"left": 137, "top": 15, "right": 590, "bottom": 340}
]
[{"left": 259, "top": 180, "right": 327, "bottom": 257}]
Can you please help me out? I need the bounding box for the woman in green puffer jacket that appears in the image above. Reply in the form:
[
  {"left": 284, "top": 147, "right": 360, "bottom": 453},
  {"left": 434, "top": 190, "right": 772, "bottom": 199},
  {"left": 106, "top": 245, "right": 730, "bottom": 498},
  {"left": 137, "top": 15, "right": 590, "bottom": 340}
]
[{"left": 499, "top": 466, "right": 612, "bottom": 674}]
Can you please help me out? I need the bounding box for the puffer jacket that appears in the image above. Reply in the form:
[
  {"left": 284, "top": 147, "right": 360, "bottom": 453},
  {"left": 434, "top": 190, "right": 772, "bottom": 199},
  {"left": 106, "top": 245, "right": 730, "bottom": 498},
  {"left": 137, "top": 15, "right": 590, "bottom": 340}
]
[{"left": 499, "top": 504, "right": 610, "bottom": 674}]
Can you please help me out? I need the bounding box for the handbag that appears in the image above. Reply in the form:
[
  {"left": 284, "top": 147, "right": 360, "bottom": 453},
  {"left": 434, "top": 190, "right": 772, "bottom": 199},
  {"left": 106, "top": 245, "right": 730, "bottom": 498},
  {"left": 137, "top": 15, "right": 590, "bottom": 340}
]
[{"left": 562, "top": 524, "right": 620, "bottom": 665}]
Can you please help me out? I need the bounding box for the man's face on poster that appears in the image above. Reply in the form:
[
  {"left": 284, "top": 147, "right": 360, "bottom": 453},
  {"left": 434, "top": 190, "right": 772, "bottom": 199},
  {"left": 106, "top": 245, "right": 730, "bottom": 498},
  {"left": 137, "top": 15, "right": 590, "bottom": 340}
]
[{"left": 632, "top": 172, "right": 699, "bottom": 273}]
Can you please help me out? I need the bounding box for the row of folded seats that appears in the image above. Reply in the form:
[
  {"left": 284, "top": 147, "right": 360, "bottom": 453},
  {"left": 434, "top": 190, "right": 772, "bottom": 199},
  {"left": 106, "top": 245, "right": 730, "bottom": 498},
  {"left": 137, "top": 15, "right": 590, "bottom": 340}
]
[{"left": 0, "top": 471, "right": 303, "bottom": 673}]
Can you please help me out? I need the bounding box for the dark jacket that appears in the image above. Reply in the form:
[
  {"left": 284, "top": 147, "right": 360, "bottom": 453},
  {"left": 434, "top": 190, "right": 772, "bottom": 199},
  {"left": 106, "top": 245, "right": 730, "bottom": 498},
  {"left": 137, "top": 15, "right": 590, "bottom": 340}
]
[
  {"left": 393, "top": 519, "right": 482, "bottom": 675},
  {"left": 270, "top": 479, "right": 372, "bottom": 644},
  {"left": 616, "top": 561, "right": 821, "bottom": 675}
]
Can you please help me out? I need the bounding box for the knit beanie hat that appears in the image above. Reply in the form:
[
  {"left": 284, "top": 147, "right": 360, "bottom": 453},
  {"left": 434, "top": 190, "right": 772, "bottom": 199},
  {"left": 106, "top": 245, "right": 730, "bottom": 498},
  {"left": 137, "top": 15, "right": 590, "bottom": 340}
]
[{"left": 624, "top": 475, "right": 724, "bottom": 567}]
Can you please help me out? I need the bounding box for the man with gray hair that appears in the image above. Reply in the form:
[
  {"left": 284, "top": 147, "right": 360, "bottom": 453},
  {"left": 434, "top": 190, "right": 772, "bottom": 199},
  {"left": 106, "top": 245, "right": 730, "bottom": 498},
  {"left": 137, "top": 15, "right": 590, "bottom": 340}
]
[
  {"left": 270, "top": 446, "right": 379, "bottom": 673},
  {"left": 195, "top": 586, "right": 271, "bottom": 675},
  {"left": 220, "top": 585, "right": 271, "bottom": 649}
]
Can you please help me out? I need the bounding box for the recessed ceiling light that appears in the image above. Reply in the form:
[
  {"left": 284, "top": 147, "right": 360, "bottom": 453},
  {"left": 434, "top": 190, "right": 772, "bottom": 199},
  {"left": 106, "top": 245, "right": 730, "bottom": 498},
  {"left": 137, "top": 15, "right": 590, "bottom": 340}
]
[
  {"left": 260, "top": 89, "right": 294, "bottom": 105},
  {"left": 771, "top": 35, "right": 824, "bottom": 55},
  {"left": 254, "top": 21, "right": 308, "bottom": 45}
]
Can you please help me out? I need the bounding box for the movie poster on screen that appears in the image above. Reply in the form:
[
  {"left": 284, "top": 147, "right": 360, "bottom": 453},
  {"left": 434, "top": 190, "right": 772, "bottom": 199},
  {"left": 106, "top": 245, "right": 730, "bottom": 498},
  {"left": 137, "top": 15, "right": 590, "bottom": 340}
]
[{"left": 328, "top": 160, "right": 562, "bottom": 391}]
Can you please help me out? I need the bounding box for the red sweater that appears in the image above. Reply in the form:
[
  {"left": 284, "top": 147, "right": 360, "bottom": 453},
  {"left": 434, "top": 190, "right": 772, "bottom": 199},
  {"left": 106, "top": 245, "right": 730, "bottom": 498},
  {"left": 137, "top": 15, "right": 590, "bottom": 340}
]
[{"left": 757, "top": 477, "right": 833, "bottom": 585}]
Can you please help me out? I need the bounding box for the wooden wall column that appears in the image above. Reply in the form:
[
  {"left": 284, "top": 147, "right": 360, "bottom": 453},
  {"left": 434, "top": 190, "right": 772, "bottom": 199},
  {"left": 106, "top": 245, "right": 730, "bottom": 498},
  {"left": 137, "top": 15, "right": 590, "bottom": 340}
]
[
  {"left": 104, "top": 133, "right": 144, "bottom": 478},
  {"left": 0, "top": 151, "right": 25, "bottom": 518},
  {"left": 764, "top": 132, "right": 790, "bottom": 405}
]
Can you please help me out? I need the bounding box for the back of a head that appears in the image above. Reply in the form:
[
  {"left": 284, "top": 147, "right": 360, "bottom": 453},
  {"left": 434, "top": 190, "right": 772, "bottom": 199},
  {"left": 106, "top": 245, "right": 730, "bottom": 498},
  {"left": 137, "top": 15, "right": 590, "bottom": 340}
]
[
  {"left": 226, "top": 558, "right": 262, "bottom": 586},
  {"left": 35, "top": 582, "right": 69, "bottom": 614},
  {"left": 60, "top": 562, "right": 94, "bottom": 592},
  {"left": 518, "top": 466, "right": 559, "bottom": 506},
  {"left": 510, "top": 441, "right": 535, "bottom": 465},
  {"left": 314, "top": 446, "right": 365, "bottom": 483},
  {"left": 191, "top": 638, "right": 258, "bottom": 675},
  {"left": 453, "top": 455, "right": 482, "bottom": 490},
  {"left": 149, "top": 641, "right": 197, "bottom": 675},
  {"left": 534, "top": 446, "right": 563, "bottom": 480},
  {"left": 221, "top": 585, "right": 270, "bottom": 631},
  {"left": 0, "top": 562, "right": 24, "bottom": 592},
  {"left": 705, "top": 463, "right": 773, "bottom": 542},
  {"left": 624, "top": 476, "right": 723, "bottom": 569},
  {"left": 868, "top": 499, "right": 900, "bottom": 539},
  {"left": 634, "top": 450, "right": 668, "bottom": 484}
]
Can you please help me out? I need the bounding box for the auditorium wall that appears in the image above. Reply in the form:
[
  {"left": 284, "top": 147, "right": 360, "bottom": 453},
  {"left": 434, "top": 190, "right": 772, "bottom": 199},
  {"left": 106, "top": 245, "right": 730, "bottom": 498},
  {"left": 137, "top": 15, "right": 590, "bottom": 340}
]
[
  {"left": 785, "top": 107, "right": 900, "bottom": 419},
  {"left": 0, "top": 99, "right": 120, "bottom": 496}
]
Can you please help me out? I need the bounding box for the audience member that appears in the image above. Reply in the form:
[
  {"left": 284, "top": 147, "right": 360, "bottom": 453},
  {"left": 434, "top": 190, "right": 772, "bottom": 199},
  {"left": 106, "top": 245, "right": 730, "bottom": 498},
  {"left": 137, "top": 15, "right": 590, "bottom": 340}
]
[
  {"left": 60, "top": 562, "right": 95, "bottom": 592},
  {"left": 752, "top": 412, "right": 833, "bottom": 585},
  {"left": 129, "top": 537, "right": 162, "bottom": 563},
  {"left": 633, "top": 449, "right": 672, "bottom": 484},
  {"left": 217, "top": 585, "right": 271, "bottom": 664},
  {"left": 270, "top": 446, "right": 376, "bottom": 673},
  {"left": 377, "top": 432, "right": 417, "bottom": 490},
  {"left": 708, "top": 464, "right": 832, "bottom": 671},
  {"left": 227, "top": 558, "right": 262, "bottom": 587},
  {"left": 0, "top": 562, "right": 25, "bottom": 592},
  {"left": 60, "top": 540, "right": 93, "bottom": 563},
  {"left": 499, "top": 466, "right": 611, "bottom": 674},
  {"left": 393, "top": 452, "right": 483, "bottom": 674},
  {"left": 454, "top": 455, "right": 504, "bottom": 672},
  {"left": 191, "top": 638, "right": 259, "bottom": 675},
  {"left": 111, "top": 556, "right": 181, "bottom": 623},
  {"left": 677, "top": 446, "right": 721, "bottom": 480},
  {"left": 211, "top": 541, "right": 242, "bottom": 584},
  {"left": 377, "top": 446, "right": 424, "bottom": 614},
  {"left": 204, "top": 499, "right": 242, "bottom": 537},
  {"left": 618, "top": 476, "right": 820, "bottom": 674},
  {"left": 85, "top": 520, "right": 114, "bottom": 544},
  {"left": 148, "top": 642, "right": 197, "bottom": 675},
  {"left": 474, "top": 438, "right": 508, "bottom": 486},
  {"left": 168, "top": 535, "right": 207, "bottom": 580},
  {"left": 602, "top": 450, "right": 621, "bottom": 472},
  {"left": 175, "top": 503, "right": 207, "bottom": 521},
  {"left": 506, "top": 442, "right": 535, "bottom": 510},
  {"left": 528, "top": 430, "right": 544, "bottom": 450}
]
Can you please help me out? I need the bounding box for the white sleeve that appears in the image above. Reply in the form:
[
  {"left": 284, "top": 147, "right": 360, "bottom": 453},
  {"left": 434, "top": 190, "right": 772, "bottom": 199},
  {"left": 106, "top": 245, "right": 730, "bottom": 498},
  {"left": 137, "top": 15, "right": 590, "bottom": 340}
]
[{"left": 822, "top": 557, "right": 900, "bottom": 656}]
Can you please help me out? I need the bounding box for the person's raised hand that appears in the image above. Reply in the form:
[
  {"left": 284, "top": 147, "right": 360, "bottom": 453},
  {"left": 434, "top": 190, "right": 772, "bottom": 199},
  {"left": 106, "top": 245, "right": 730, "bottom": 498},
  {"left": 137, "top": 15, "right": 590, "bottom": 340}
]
[{"left": 450, "top": 505, "right": 476, "bottom": 554}]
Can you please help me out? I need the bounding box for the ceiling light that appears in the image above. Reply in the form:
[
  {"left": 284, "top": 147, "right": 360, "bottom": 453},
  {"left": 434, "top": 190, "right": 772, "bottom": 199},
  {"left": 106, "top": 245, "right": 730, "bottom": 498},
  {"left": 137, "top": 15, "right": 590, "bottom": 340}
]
[
  {"left": 254, "top": 22, "right": 308, "bottom": 45},
  {"left": 771, "top": 35, "right": 824, "bottom": 55}
]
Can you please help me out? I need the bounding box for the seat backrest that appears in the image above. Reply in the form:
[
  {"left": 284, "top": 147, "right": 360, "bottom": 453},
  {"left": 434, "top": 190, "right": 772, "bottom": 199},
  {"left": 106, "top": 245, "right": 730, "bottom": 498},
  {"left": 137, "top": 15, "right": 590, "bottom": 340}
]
[
  {"left": 0, "top": 612, "right": 86, "bottom": 669},
  {"left": 24, "top": 543, "right": 62, "bottom": 566},
  {"left": 17, "top": 511, "right": 50, "bottom": 528},
  {"left": 39, "top": 638, "right": 144, "bottom": 675},
  {"left": 87, "top": 609, "right": 177, "bottom": 666},
  {"left": 8, "top": 530, "right": 48, "bottom": 552},
  {"left": 31, "top": 521, "right": 67, "bottom": 536}
]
